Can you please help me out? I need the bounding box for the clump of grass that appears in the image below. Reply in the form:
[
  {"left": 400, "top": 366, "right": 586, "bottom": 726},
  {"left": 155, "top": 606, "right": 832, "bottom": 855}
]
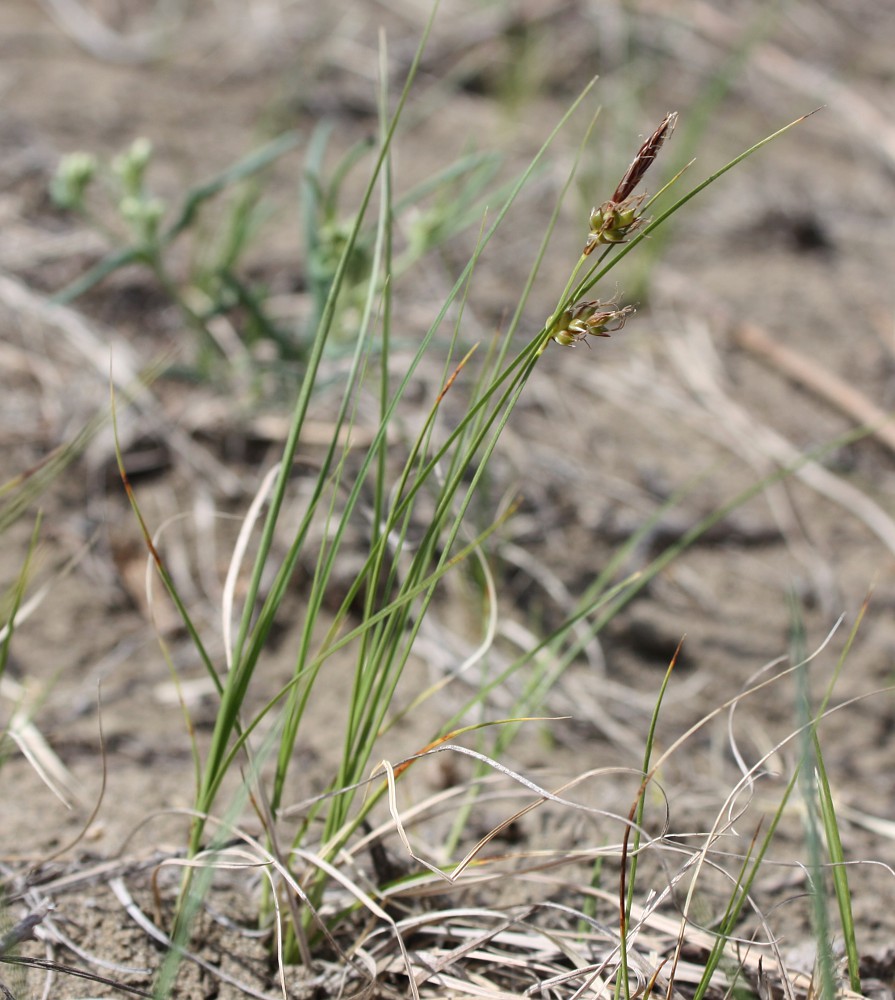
[{"left": 89, "top": 20, "right": 830, "bottom": 1000}]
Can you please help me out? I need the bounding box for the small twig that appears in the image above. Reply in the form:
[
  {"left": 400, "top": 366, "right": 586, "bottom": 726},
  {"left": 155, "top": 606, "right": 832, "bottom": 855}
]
[
  {"left": 0, "top": 903, "right": 51, "bottom": 954},
  {"left": 734, "top": 322, "right": 895, "bottom": 457}
]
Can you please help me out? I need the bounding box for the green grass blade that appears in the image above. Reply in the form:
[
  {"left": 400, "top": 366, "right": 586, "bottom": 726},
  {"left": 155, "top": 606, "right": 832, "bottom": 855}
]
[
  {"left": 614, "top": 645, "right": 679, "bottom": 1000},
  {"left": 50, "top": 245, "right": 148, "bottom": 305},
  {"left": 163, "top": 132, "right": 301, "bottom": 241},
  {"left": 110, "top": 386, "right": 218, "bottom": 690},
  {"left": 814, "top": 734, "right": 861, "bottom": 992},
  {"left": 811, "top": 593, "right": 871, "bottom": 994},
  {"left": 192, "top": 3, "right": 448, "bottom": 849},
  {"left": 791, "top": 593, "right": 838, "bottom": 1000}
]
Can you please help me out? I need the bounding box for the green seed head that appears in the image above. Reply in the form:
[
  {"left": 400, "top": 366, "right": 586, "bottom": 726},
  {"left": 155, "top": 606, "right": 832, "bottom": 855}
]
[
  {"left": 50, "top": 151, "right": 98, "bottom": 210},
  {"left": 113, "top": 137, "right": 154, "bottom": 197},
  {"left": 119, "top": 194, "right": 166, "bottom": 244}
]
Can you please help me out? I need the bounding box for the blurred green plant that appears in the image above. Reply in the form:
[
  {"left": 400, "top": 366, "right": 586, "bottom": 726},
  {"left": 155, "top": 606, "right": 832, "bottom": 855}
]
[
  {"left": 51, "top": 134, "right": 301, "bottom": 376},
  {"left": 51, "top": 123, "right": 512, "bottom": 390},
  {"left": 301, "top": 122, "right": 507, "bottom": 349}
]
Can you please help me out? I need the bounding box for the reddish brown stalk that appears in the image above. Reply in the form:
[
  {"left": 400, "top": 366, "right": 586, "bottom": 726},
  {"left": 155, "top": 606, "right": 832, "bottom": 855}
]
[
  {"left": 392, "top": 730, "right": 460, "bottom": 779},
  {"left": 118, "top": 460, "right": 165, "bottom": 571},
  {"left": 436, "top": 344, "right": 477, "bottom": 405}
]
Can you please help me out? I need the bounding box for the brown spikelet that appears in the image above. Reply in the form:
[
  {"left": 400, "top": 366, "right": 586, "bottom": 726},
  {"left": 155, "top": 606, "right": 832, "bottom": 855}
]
[
  {"left": 582, "top": 112, "right": 678, "bottom": 256},
  {"left": 611, "top": 111, "right": 678, "bottom": 204}
]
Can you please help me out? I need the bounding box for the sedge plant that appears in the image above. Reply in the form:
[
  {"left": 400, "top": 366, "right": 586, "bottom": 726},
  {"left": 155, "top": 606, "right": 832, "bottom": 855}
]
[{"left": 108, "top": 20, "right": 821, "bottom": 989}]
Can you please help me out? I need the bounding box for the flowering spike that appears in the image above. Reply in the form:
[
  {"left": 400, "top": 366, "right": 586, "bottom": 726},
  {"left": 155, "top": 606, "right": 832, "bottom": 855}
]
[
  {"left": 612, "top": 111, "right": 678, "bottom": 204},
  {"left": 548, "top": 299, "right": 635, "bottom": 347},
  {"left": 583, "top": 112, "right": 677, "bottom": 256},
  {"left": 583, "top": 193, "right": 647, "bottom": 254}
]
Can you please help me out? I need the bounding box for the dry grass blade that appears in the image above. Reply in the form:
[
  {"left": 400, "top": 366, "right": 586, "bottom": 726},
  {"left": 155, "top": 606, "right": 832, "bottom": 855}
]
[
  {"left": 584, "top": 882, "right": 866, "bottom": 1000},
  {"left": 222, "top": 462, "right": 282, "bottom": 671},
  {"left": 0, "top": 270, "right": 243, "bottom": 497},
  {"left": 286, "top": 847, "right": 420, "bottom": 1000},
  {"left": 377, "top": 750, "right": 652, "bottom": 888},
  {"left": 0, "top": 955, "right": 154, "bottom": 999},
  {"left": 836, "top": 804, "right": 895, "bottom": 843},
  {"left": 0, "top": 902, "right": 51, "bottom": 954},
  {"left": 2, "top": 675, "right": 82, "bottom": 808},
  {"left": 735, "top": 322, "right": 895, "bottom": 457},
  {"left": 0, "top": 544, "right": 94, "bottom": 808},
  {"left": 665, "top": 317, "right": 895, "bottom": 556}
]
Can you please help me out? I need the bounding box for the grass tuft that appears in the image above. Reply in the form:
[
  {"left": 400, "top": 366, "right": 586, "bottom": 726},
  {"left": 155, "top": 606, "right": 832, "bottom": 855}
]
[{"left": 18, "top": 11, "right": 854, "bottom": 999}]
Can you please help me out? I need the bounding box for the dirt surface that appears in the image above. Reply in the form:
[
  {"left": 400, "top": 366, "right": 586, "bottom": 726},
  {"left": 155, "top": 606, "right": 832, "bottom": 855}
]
[{"left": 2, "top": 1, "right": 895, "bottom": 998}]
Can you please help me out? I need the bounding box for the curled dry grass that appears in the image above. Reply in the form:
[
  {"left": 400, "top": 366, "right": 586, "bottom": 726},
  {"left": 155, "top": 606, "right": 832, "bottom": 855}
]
[{"left": 5, "top": 621, "right": 889, "bottom": 999}]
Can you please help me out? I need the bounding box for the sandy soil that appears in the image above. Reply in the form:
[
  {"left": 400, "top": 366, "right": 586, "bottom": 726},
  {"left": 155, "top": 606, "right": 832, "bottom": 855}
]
[{"left": 2, "top": 1, "right": 895, "bottom": 997}]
